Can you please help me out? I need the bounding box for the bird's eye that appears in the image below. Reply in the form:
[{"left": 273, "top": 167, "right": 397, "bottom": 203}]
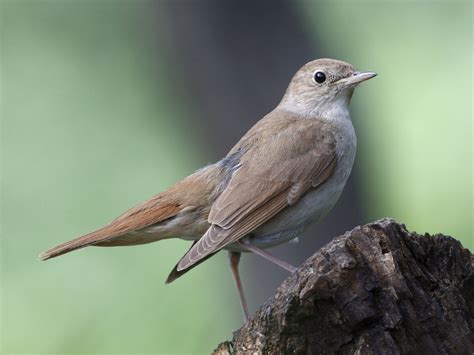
[{"left": 313, "top": 71, "right": 326, "bottom": 84}]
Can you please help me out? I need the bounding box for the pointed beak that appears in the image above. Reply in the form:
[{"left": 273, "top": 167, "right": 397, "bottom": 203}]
[{"left": 339, "top": 71, "right": 377, "bottom": 87}]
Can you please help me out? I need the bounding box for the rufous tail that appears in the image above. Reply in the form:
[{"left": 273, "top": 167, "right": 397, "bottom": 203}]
[{"left": 39, "top": 226, "right": 116, "bottom": 261}]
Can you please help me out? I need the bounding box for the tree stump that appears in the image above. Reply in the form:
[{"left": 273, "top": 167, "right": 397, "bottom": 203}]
[{"left": 213, "top": 219, "right": 473, "bottom": 354}]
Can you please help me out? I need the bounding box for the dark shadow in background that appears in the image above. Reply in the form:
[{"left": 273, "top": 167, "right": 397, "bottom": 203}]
[{"left": 160, "top": 0, "right": 363, "bottom": 312}]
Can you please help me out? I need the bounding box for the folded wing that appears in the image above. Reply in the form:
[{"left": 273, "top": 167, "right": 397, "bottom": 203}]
[{"left": 177, "top": 115, "right": 338, "bottom": 271}]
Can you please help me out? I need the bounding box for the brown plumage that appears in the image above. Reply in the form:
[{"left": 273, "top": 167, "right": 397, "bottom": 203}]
[
  {"left": 40, "top": 58, "right": 376, "bottom": 321},
  {"left": 176, "top": 114, "right": 337, "bottom": 271}
]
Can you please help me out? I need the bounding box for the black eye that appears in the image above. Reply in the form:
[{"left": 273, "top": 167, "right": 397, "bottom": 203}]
[{"left": 314, "top": 71, "right": 326, "bottom": 84}]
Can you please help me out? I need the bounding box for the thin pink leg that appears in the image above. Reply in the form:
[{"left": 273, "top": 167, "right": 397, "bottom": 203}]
[
  {"left": 228, "top": 251, "right": 250, "bottom": 322},
  {"left": 239, "top": 240, "right": 297, "bottom": 273}
]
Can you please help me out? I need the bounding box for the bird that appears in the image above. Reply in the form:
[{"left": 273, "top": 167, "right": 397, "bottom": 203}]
[{"left": 40, "top": 58, "right": 376, "bottom": 321}]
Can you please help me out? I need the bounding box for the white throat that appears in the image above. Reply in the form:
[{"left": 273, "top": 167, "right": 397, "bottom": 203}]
[{"left": 278, "top": 89, "right": 353, "bottom": 122}]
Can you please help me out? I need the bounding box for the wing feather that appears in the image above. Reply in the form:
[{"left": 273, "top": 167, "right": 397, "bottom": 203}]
[
  {"left": 177, "top": 114, "right": 339, "bottom": 271},
  {"left": 178, "top": 188, "right": 290, "bottom": 269}
]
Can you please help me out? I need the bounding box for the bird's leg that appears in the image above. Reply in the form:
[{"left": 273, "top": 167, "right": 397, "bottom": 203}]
[
  {"left": 238, "top": 239, "right": 297, "bottom": 273},
  {"left": 228, "top": 251, "right": 250, "bottom": 322}
]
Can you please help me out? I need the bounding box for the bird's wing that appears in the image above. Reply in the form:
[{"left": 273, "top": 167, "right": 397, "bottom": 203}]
[
  {"left": 165, "top": 240, "right": 218, "bottom": 284},
  {"left": 177, "top": 115, "right": 338, "bottom": 271},
  {"left": 39, "top": 195, "right": 183, "bottom": 260}
]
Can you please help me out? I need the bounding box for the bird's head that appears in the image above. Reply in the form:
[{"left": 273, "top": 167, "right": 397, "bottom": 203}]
[{"left": 279, "top": 58, "right": 376, "bottom": 119}]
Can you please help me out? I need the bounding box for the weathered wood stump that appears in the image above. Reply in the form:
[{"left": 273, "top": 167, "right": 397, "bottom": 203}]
[{"left": 213, "top": 219, "right": 473, "bottom": 354}]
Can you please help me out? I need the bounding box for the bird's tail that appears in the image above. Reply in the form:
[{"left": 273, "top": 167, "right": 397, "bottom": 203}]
[
  {"left": 38, "top": 226, "right": 115, "bottom": 261},
  {"left": 39, "top": 197, "right": 183, "bottom": 261}
]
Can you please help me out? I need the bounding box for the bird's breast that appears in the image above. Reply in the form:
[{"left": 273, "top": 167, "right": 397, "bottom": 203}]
[{"left": 248, "top": 118, "right": 357, "bottom": 248}]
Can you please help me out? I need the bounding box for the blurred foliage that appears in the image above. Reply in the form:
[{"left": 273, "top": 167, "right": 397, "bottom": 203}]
[
  {"left": 1, "top": 0, "right": 472, "bottom": 354},
  {"left": 1, "top": 1, "right": 235, "bottom": 353}
]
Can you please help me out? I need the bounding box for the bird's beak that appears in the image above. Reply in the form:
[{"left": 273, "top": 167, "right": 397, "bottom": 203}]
[{"left": 339, "top": 71, "right": 377, "bottom": 87}]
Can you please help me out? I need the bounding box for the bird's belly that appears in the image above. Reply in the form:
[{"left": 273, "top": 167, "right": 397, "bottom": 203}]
[
  {"left": 260, "top": 180, "right": 345, "bottom": 242},
  {"left": 223, "top": 174, "right": 349, "bottom": 253},
  {"left": 140, "top": 173, "right": 348, "bottom": 252}
]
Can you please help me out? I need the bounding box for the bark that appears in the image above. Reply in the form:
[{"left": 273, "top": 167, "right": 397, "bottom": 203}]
[{"left": 213, "top": 219, "right": 474, "bottom": 354}]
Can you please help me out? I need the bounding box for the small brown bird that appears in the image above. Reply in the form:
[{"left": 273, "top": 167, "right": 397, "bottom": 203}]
[{"left": 40, "top": 58, "right": 376, "bottom": 321}]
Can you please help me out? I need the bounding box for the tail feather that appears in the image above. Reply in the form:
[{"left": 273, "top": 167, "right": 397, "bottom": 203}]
[
  {"left": 39, "top": 200, "right": 183, "bottom": 261},
  {"left": 39, "top": 165, "right": 221, "bottom": 263},
  {"left": 39, "top": 226, "right": 117, "bottom": 261}
]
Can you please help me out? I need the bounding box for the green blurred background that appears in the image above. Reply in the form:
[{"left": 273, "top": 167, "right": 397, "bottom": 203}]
[{"left": 1, "top": 0, "right": 472, "bottom": 353}]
